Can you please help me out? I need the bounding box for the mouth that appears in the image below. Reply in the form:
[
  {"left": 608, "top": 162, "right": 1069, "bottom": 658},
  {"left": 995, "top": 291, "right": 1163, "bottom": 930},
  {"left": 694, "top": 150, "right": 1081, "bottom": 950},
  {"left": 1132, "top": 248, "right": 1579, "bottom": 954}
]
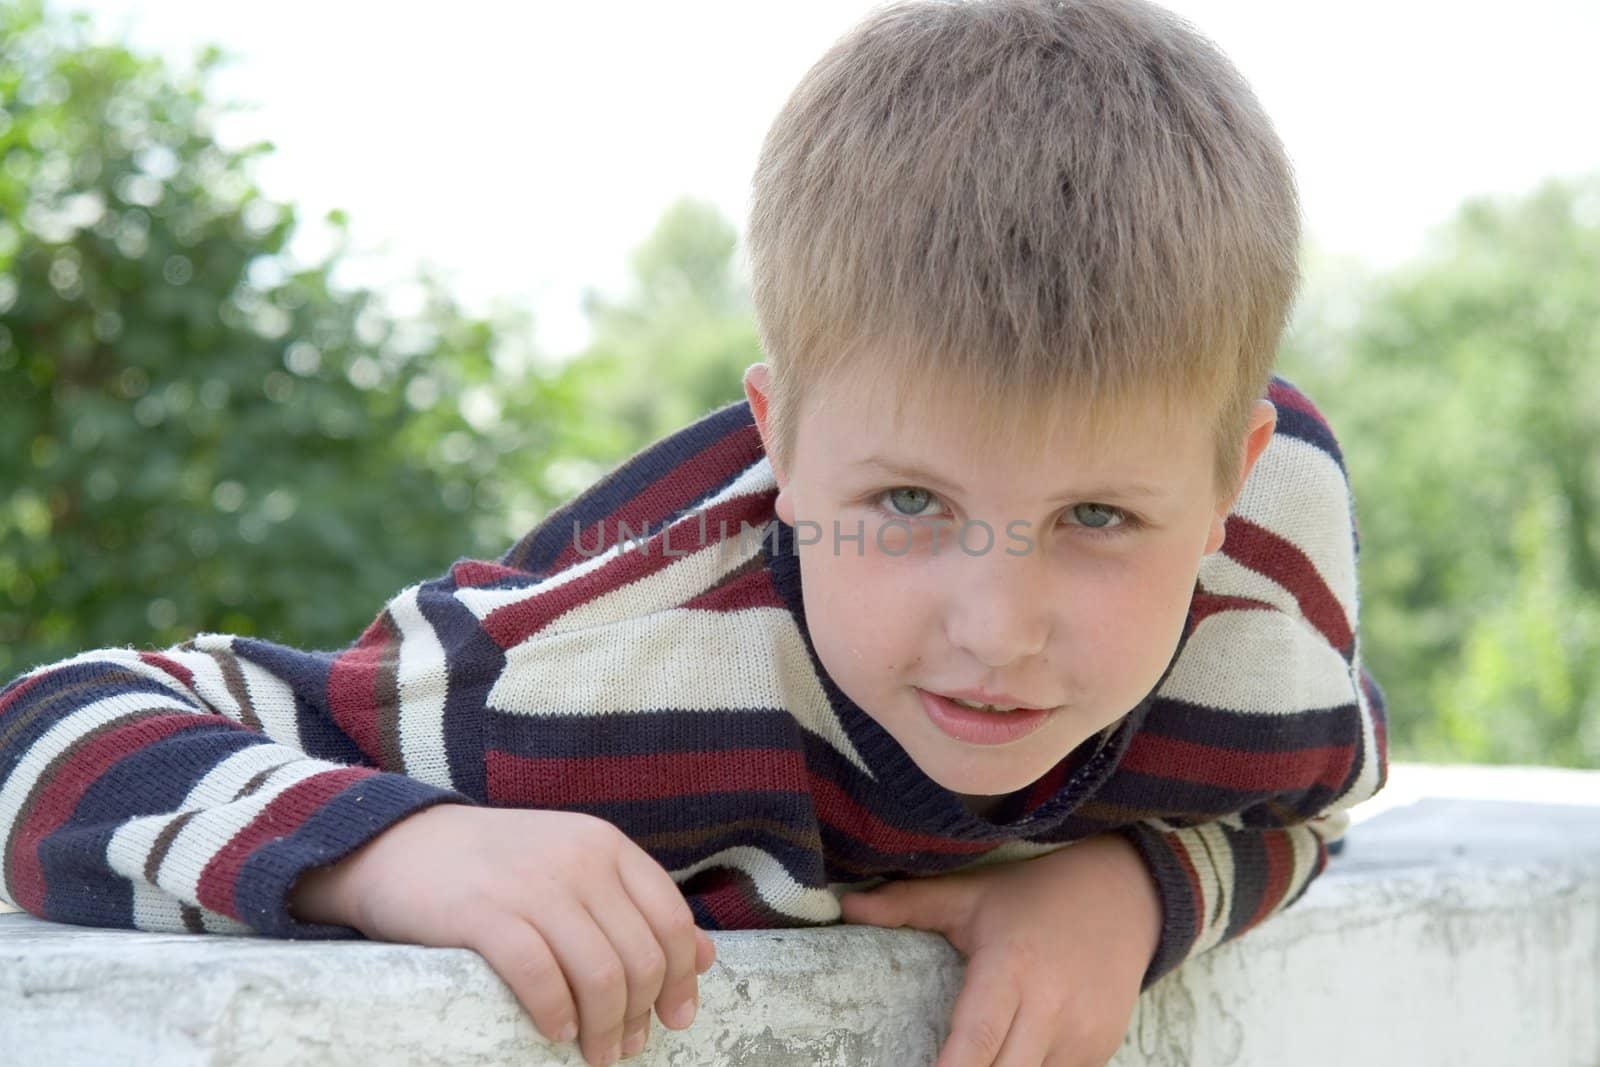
[{"left": 916, "top": 688, "right": 1057, "bottom": 746}]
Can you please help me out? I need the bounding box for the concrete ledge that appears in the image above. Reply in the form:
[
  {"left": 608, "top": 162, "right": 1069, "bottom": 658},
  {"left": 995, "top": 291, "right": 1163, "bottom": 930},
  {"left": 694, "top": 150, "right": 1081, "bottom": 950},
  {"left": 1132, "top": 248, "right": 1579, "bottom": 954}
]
[{"left": 3, "top": 763, "right": 1598, "bottom": 1066}]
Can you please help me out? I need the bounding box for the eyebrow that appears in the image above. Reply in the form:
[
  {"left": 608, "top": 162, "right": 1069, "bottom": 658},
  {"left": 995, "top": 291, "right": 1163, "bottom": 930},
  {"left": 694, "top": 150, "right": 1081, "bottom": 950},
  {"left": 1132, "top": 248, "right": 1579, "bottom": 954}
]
[{"left": 849, "top": 456, "right": 1169, "bottom": 502}]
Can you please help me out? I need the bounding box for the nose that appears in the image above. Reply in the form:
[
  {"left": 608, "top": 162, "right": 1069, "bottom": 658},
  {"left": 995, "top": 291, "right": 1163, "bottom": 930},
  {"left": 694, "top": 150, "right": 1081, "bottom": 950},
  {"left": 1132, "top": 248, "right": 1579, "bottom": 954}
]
[{"left": 940, "top": 540, "right": 1052, "bottom": 670}]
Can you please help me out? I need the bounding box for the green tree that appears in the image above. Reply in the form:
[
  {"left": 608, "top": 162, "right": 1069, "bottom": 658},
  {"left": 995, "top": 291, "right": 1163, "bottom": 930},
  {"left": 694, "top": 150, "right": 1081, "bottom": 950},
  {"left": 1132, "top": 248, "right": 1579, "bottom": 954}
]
[
  {"left": 552, "top": 198, "right": 759, "bottom": 473},
  {"left": 0, "top": 0, "right": 562, "bottom": 675},
  {"left": 1281, "top": 176, "right": 1600, "bottom": 767}
]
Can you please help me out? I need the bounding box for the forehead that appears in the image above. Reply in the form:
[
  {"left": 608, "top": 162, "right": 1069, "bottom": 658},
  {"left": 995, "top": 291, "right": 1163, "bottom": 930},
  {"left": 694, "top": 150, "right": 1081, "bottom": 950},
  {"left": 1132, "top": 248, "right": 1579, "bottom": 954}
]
[{"left": 798, "top": 365, "right": 1209, "bottom": 472}]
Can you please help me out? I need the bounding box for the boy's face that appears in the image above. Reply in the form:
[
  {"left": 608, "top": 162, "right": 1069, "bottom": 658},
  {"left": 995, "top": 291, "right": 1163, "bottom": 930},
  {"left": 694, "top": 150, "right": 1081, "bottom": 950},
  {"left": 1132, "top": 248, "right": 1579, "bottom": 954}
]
[{"left": 745, "top": 362, "right": 1274, "bottom": 800}]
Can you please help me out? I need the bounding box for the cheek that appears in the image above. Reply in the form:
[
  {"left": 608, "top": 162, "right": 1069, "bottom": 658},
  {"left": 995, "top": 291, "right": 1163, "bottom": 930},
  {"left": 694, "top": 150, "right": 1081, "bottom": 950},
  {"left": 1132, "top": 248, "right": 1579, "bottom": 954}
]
[
  {"left": 799, "top": 544, "right": 923, "bottom": 676},
  {"left": 1064, "top": 549, "right": 1199, "bottom": 689}
]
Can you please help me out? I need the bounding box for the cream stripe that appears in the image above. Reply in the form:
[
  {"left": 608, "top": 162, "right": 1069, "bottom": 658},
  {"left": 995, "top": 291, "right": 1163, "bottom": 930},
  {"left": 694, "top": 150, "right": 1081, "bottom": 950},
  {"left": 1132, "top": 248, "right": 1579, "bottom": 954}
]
[
  {"left": 163, "top": 643, "right": 244, "bottom": 723},
  {"left": 670, "top": 844, "right": 840, "bottom": 923},
  {"left": 107, "top": 744, "right": 300, "bottom": 917},
  {"left": 1197, "top": 553, "right": 1300, "bottom": 617},
  {"left": 1157, "top": 609, "right": 1357, "bottom": 714},
  {"left": 535, "top": 505, "right": 769, "bottom": 639},
  {"left": 1184, "top": 821, "right": 1237, "bottom": 954},
  {"left": 183, "top": 634, "right": 307, "bottom": 751},
  {"left": 387, "top": 586, "right": 455, "bottom": 789},
  {"left": 1335, "top": 651, "right": 1385, "bottom": 812},
  {"left": 1230, "top": 434, "right": 1358, "bottom": 617},
  {"left": 11, "top": 647, "right": 202, "bottom": 701},
  {"left": 147, "top": 761, "right": 339, "bottom": 911},
  {"left": 490, "top": 605, "right": 871, "bottom": 777},
  {"left": 457, "top": 458, "right": 779, "bottom": 621}
]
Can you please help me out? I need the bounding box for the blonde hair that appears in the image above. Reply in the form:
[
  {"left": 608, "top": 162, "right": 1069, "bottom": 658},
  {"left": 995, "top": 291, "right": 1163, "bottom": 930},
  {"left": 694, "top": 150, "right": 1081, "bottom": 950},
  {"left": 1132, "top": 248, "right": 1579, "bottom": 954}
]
[{"left": 748, "top": 0, "right": 1300, "bottom": 495}]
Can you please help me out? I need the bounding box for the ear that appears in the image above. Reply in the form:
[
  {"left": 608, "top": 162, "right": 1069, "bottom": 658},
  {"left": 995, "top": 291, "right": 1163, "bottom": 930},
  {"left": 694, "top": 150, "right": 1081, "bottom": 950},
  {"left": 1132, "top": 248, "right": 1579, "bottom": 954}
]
[
  {"left": 743, "top": 364, "right": 796, "bottom": 522},
  {"left": 1204, "top": 399, "right": 1277, "bottom": 555}
]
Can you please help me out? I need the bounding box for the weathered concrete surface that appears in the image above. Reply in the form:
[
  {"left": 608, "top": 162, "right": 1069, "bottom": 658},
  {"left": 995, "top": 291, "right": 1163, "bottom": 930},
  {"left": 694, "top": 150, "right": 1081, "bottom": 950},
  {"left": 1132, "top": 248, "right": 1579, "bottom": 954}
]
[{"left": 2, "top": 763, "right": 1598, "bottom": 1066}]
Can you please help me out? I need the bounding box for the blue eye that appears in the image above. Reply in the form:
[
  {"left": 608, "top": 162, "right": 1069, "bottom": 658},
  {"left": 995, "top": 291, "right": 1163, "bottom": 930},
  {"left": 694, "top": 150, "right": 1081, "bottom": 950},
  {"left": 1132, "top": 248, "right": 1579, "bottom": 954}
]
[
  {"left": 1070, "top": 503, "right": 1124, "bottom": 529},
  {"left": 884, "top": 487, "right": 939, "bottom": 517}
]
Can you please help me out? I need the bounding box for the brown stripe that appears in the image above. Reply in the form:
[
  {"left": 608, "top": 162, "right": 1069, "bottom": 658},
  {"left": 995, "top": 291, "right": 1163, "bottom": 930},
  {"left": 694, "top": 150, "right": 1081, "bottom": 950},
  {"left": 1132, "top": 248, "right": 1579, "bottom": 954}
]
[
  {"left": 0, "top": 668, "right": 150, "bottom": 755},
  {"left": 207, "top": 648, "right": 261, "bottom": 731},
  {"left": 231, "top": 765, "right": 279, "bottom": 802},
  {"left": 145, "top": 809, "right": 200, "bottom": 886},
  {"left": 375, "top": 611, "right": 406, "bottom": 774},
  {"left": 180, "top": 903, "right": 205, "bottom": 933},
  {"left": 145, "top": 764, "right": 284, "bottom": 902},
  {"left": 1069, "top": 798, "right": 1171, "bottom": 826}
]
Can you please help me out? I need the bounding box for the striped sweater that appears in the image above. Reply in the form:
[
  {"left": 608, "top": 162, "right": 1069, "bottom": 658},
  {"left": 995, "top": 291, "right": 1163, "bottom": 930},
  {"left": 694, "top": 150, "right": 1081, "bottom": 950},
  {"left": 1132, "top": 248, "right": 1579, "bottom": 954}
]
[{"left": 0, "top": 376, "right": 1386, "bottom": 991}]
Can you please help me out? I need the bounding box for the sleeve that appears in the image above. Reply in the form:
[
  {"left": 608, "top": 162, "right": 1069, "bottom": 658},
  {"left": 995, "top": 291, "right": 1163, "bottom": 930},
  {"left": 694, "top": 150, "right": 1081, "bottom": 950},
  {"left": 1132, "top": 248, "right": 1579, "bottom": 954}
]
[
  {"left": 1111, "top": 378, "right": 1389, "bottom": 991},
  {"left": 0, "top": 565, "right": 502, "bottom": 939}
]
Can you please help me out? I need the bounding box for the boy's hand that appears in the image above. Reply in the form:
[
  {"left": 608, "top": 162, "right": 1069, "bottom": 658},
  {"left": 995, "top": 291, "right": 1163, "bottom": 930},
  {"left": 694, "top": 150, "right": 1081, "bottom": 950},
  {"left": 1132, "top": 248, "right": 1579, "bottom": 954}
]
[
  {"left": 838, "top": 833, "right": 1161, "bottom": 1067},
  {"left": 289, "top": 803, "right": 716, "bottom": 1066}
]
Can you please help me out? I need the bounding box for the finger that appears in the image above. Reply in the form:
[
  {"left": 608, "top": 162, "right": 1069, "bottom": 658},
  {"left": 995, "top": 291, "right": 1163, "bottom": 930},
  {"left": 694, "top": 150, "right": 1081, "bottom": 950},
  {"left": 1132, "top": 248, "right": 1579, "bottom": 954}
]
[
  {"left": 616, "top": 849, "right": 702, "bottom": 1029},
  {"left": 583, "top": 884, "right": 670, "bottom": 1043},
  {"left": 843, "top": 878, "right": 964, "bottom": 933},
  {"left": 935, "top": 953, "right": 1022, "bottom": 1067},
  {"left": 695, "top": 928, "right": 717, "bottom": 972},
  {"left": 621, "top": 1010, "right": 652, "bottom": 1058},
  {"left": 469, "top": 919, "right": 579, "bottom": 1048},
  {"left": 532, "top": 896, "right": 631, "bottom": 1066},
  {"left": 990, "top": 998, "right": 1055, "bottom": 1067}
]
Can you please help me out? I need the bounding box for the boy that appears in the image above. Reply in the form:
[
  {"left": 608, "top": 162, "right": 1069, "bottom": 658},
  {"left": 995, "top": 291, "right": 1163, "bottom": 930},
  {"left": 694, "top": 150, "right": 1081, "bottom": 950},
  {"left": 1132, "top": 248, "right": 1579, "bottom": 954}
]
[{"left": 0, "top": 1, "right": 1386, "bottom": 1065}]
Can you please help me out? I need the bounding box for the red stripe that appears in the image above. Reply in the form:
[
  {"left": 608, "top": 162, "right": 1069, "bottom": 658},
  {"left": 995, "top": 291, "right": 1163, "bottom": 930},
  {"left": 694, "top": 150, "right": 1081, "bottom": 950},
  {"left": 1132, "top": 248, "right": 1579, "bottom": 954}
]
[
  {"left": 1188, "top": 591, "right": 1275, "bottom": 630},
  {"left": 9, "top": 714, "right": 219, "bottom": 915},
  {"left": 807, "top": 773, "right": 991, "bottom": 857},
  {"left": 138, "top": 652, "right": 195, "bottom": 690},
  {"left": 452, "top": 560, "right": 536, "bottom": 588},
  {"left": 485, "top": 747, "right": 808, "bottom": 807},
  {"left": 327, "top": 613, "right": 396, "bottom": 765},
  {"left": 549, "top": 423, "right": 766, "bottom": 574},
  {"left": 482, "top": 492, "right": 776, "bottom": 651},
  {"left": 1120, "top": 732, "right": 1354, "bottom": 794},
  {"left": 697, "top": 868, "right": 772, "bottom": 929},
  {"left": 1244, "top": 830, "right": 1296, "bottom": 930},
  {"left": 195, "top": 766, "right": 377, "bottom": 920},
  {"left": 1222, "top": 515, "right": 1353, "bottom": 655},
  {"left": 680, "top": 565, "right": 788, "bottom": 613},
  {"left": 0, "top": 670, "right": 50, "bottom": 722}
]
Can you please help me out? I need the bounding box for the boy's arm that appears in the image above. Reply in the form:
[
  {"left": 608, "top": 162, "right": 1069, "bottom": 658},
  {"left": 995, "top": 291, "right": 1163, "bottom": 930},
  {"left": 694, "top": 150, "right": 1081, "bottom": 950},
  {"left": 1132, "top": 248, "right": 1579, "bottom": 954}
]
[
  {"left": 1112, "top": 376, "right": 1388, "bottom": 990},
  {"left": 0, "top": 401, "right": 762, "bottom": 941},
  {"left": 0, "top": 566, "right": 494, "bottom": 937}
]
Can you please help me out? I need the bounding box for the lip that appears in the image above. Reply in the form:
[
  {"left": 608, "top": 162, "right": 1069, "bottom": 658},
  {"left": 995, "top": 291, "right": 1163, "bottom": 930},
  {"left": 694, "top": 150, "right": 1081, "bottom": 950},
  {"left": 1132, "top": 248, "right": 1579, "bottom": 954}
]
[
  {"left": 930, "top": 687, "right": 1053, "bottom": 711},
  {"left": 917, "top": 688, "right": 1057, "bottom": 746}
]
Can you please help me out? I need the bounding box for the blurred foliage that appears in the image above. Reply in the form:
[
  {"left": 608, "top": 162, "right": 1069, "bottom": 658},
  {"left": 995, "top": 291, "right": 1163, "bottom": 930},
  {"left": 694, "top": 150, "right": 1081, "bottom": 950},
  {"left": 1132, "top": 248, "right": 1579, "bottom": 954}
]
[
  {"left": 1280, "top": 177, "right": 1600, "bottom": 768},
  {"left": 4, "top": 0, "right": 1598, "bottom": 768},
  {"left": 0, "top": 0, "right": 576, "bottom": 671}
]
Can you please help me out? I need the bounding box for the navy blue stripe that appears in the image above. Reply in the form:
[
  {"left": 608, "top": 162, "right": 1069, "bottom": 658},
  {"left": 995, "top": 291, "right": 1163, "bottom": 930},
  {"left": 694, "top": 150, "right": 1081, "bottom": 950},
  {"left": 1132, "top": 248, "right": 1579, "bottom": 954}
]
[
  {"left": 414, "top": 577, "right": 497, "bottom": 802},
  {"left": 500, "top": 399, "right": 757, "bottom": 575},
  {"left": 1139, "top": 696, "right": 1363, "bottom": 752},
  {"left": 1221, "top": 823, "right": 1269, "bottom": 937},
  {"left": 41, "top": 726, "right": 270, "bottom": 928},
  {"left": 1272, "top": 403, "right": 1343, "bottom": 465},
  {"left": 240, "top": 773, "right": 464, "bottom": 937},
  {"left": 488, "top": 707, "right": 802, "bottom": 759},
  {"left": 1095, "top": 767, "right": 1341, "bottom": 822},
  {"left": 0, "top": 661, "right": 200, "bottom": 794},
  {"left": 231, "top": 640, "right": 368, "bottom": 767}
]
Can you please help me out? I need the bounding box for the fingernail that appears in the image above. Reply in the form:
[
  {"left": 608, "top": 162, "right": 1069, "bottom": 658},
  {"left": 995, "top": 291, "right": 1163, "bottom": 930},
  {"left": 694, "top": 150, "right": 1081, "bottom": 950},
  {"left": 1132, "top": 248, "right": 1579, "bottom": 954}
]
[
  {"left": 665, "top": 997, "right": 696, "bottom": 1028},
  {"left": 623, "top": 1029, "right": 647, "bottom": 1056},
  {"left": 557, "top": 1021, "right": 578, "bottom": 1043},
  {"left": 601, "top": 1042, "right": 620, "bottom": 1066}
]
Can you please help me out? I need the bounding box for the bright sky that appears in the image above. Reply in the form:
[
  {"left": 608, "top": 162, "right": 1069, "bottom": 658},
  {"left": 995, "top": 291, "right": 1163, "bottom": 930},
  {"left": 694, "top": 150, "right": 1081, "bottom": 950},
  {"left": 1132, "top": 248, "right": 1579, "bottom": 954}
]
[{"left": 68, "top": 0, "right": 1600, "bottom": 355}]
